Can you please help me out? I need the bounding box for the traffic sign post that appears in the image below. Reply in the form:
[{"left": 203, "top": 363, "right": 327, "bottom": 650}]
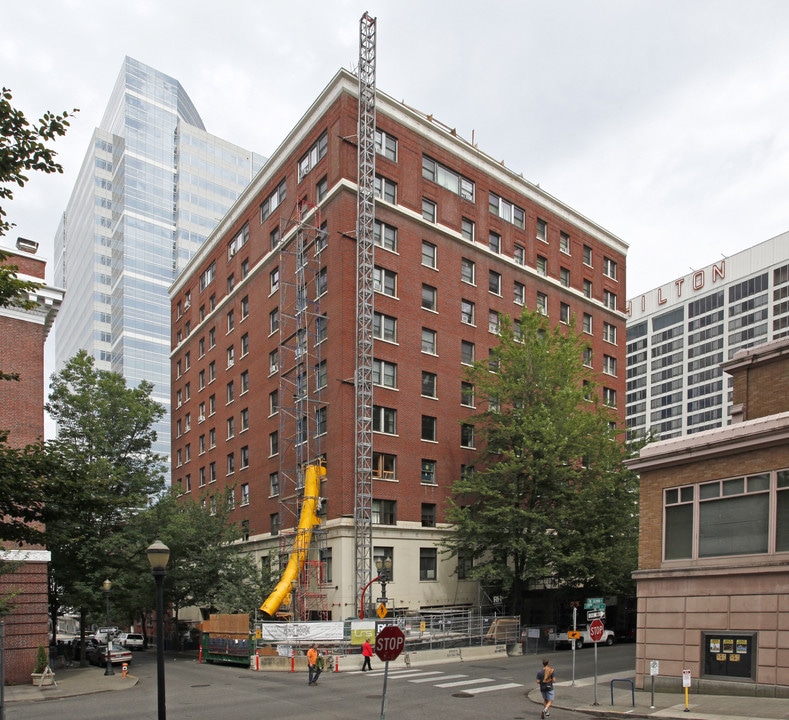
[
  {"left": 375, "top": 625, "right": 405, "bottom": 720},
  {"left": 588, "top": 619, "right": 605, "bottom": 705}
]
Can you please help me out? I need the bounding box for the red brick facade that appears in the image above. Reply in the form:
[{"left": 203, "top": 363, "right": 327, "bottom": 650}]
[
  {"left": 170, "top": 70, "right": 628, "bottom": 616},
  {"left": 1, "top": 244, "right": 62, "bottom": 684}
]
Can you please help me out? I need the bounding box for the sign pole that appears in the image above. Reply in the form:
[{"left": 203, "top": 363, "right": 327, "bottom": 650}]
[
  {"left": 593, "top": 639, "right": 599, "bottom": 705},
  {"left": 571, "top": 606, "right": 577, "bottom": 686},
  {"left": 380, "top": 660, "right": 389, "bottom": 720}
]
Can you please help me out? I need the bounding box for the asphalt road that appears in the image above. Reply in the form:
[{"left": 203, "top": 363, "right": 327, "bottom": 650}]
[{"left": 6, "top": 642, "right": 636, "bottom": 720}]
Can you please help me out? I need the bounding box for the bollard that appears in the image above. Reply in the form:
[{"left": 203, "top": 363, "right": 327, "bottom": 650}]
[
  {"left": 291, "top": 648, "right": 295, "bottom": 673},
  {"left": 121, "top": 662, "right": 128, "bottom": 678},
  {"left": 335, "top": 654, "right": 339, "bottom": 672},
  {"left": 198, "top": 644, "right": 202, "bottom": 663}
]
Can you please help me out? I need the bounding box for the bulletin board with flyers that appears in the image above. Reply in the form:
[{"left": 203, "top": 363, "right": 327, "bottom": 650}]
[{"left": 702, "top": 632, "right": 756, "bottom": 680}]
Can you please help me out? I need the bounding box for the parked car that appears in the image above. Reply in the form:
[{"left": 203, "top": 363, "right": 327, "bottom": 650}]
[
  {"left": 88, "top": 641, "right": 133, "bottom": 666},
  {"left": 73, "top": 637, "right": 100, "bottom": 664},
  {"left": 118, "top": 632, "right": 144, "bottom": 650}
]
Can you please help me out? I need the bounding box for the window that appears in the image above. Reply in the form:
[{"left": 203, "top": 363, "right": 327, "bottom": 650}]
[
  {"left": 537, "top": 255, "right": 548, "bottom": 276},
  {"left": 240, "top": 446, "right": 249, "bottom": 469},
  {"left": 374, "top": 174, "right": 397, "bottom": 203},
  {"left": 461, "top": 423, "right": 475, "bottom": 448},
  {"left": 198, "top": 434, "right": 205, "bottom": 454},
  {"left": 209, "top": 461, "right": 216, "bottom": 482},
  {"left": 199, "top": 261, "right": 216, "bottom": 292},
  {"left": 227, "top": 452, "right": 235, "bottom": 475},
  {"left": 421, "top": 415, "right": 437, "bottom": 442},
  {"left": 422, "top": 198, "right": 437, "bottom": 223},
  {"left": 374, "top": 128, "right": 398, "bottom": 161},
  {"left": 560, "top": 267, "right": 570, "bottom": 287},
  {"left": 316, "top": 175, "right": 328, "bottom": 202},
  {"left": 603, "top": 355, "right": 617, "bottom": 376},
  {"left": 604, "top": 290, "right": 617, "bottom": 310},
  {"left": 269, "top": 472, "right": 279, "bottom": 497},
  {"left": 270, "top": 513, "right": 279, "bottom": 536},
  {"left": 241, "top": 259, "right": 249, "bottom": 279},
  {"left": 536, "top": 218, "right": 547, "bottom": 243},
  {"left": 268, "top": 308, "right": 279, "bottom": 334},
  {"left": 583, "top": 313, "right": 593, "bottom": 334},
  {"left": 372, "top": 405, "right": 397, "bottom": 434},
  {"left": 373, "top": 266, "right": 397, "bottom": 296},
  {"left": 421, "top": 284, "right": 437, "bottom": 311},
  {"left": 560, "top": 231, "right": 571, "bottom": 254},
  {"left": 419, "top": 547, "right": 437, "bottom": 580},
  {"left": 421, "top": 459, "right": 436, "bottom": 485},
  {"left": 603, "top": 387, "right": 617, "bottom": 407},
  {"left": 227, "top": 416, "right": 235, "bottom": 439},
  {"left": 488, "top": 231, "right": 501, "bottom": 254},
  {"left": 240, "top": 370, "right": 249, "bottom": 394},
  {"left": 270, "top": 226, "right": 280, "bottom": 249},
  {"left": 297, "top": 130, "right": 328, "bottom": 181},
  {"left": 489, "top": 192, "right": 525, "bottom": 228},
  {"left": 269, "top": 430, "right": 279, "bottom": 456},
  {"left": 226, "top": 346, "right": 234, "bottom": 368},
  {"left": 208, "top": 394, "right": 216, "bottom": 415},
  {"left": 316, "top": 406, "right": 327, "bottom": 436},
  {"left": 421, "top": 503, "right": 437, "bottom": 528},
  {"left": 488, "top": 310, "right": 500, "bottom": 334},
  {"left": 422, "top": 155, "right": 475, "bottom": 200},
  {"left": 209, "top": 427, "right": 216, "bottom": 448},
  {"left": 270, "top": 267, "right": 279, "bottom": 293},
  {"left": 461, "top": 217, "right": 475, "bottom": 241},
  {"left": 373, "top": 452, "right": 396, "bottom": 481},
  {"left": 316, "top": 267, "right": 328, "bottom": 297},
  {"left": 604, "top": 257, "right": 618, "bottom": 280},
  {"left": 269, "top": 389, "right": 279, "bottom": 416},
  {"left": 227, "top": 274, "right": 235, "bottom": 294},
  {"left": 316, "top": 314, "right": 328, "bottom": 343},
  {"left": 421, "top": 328, "right": 437, "bottom": 354},
  {"left": 199, "top": 467, "right": 206, "bottom": 487},
  {"left": 209, "top": 326, "right": 216, "bottom": 348},
  {"left": 461, "top": 340, "right": 475, "bottom": 365},
  {"left": 260, "top": 179, "right": 287, "bottom": 222},
  {"left": 240, "top": 407, "right": 249, "bottom": 431},
  {"left": 560, "top": 302, "right": 570, "bottom": 324},
  {"left": 198, "top": 337, "right": 205, "bottom": 358},
  {"left": 373, "top": 220, "right": 398, "bottom": 252},
  {"left": 489, "top": 270, "right": 501, "bottom": 295},
  {"left": 457, "top": 551, "right": 473, "bottom": 580},
  {"left": 514, "top": 281, "right": 525, "bottom": 305},
  {"left": 461, "top": 299, "right": 475, "bottom": 325},
  {"left": 372, "top": 499, "right": 396, "bottom": 525},
  {"left": 422, "top": 371, "right": 437, "bottom": 398},
  {"left": 315, "top": 360, "right": 327, "bottom": 390},
  {"left": 226, "top": 381, "right": 234, "bottom": 404},
  {"left": 373, "top": 312, "right": 397, "bottom": 342},
  {"left": 240, "top": 483, "right": 250, "bottom": 506},
  {"left": 603, "top": 322, "right": 618, "bottom": 344},
  {"left": 583, "top": 279, "right": 593, "bottom": 298},
  {"left": 583, "top": 346, "right": 593, "bottom": 367},
  {"left": 537, "top": 292, "right": 548, "bottom": 316},
  {"left": 372, "top": 358, "right": 397, "bottom": 388},
  {"left": 461, "top": 258, "right": 475, "bottom": 284},
  {"left": 269, "top": 349, "right": 279, "bottom": 374},
  {"left": 227, "top": 310, "right": 235, "bottom": 333},
  {"left": 241, "top": 333, "right": 249, "bottom": 357},
  {"left": 583, "top": 244, "right": 593, "bottom": 266},
  {"left": 198, "top": 369, "right": 205, "bottom": 390},
  {"left": 240, "top": 295, "right": 249, "bottom": 320},
  {"left": 513, "top": 244, "right": 525, "bottom": 266},
  {"left": 422, "top": 240, "right": 437, "bottom": 269},
  {"left": 461, "top": 381, "right": 475, "bottom": 407}
]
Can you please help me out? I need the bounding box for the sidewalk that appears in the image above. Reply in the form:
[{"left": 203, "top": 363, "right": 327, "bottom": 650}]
[
  {"left": 2, "top": 663, "right": 138, "bottom": 703},
  {"left": 528, "top": 671, "right": 789, "bottom": 720}
]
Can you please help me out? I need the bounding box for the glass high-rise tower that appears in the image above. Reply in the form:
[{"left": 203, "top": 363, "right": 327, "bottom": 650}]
[{"left": 54, "top": 57, "right": 265, "bottom": 470}]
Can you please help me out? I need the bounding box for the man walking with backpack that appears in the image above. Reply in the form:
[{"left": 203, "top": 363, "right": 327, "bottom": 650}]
[{"left": 536, "top": 658, "right": 556, "bottom": 718}]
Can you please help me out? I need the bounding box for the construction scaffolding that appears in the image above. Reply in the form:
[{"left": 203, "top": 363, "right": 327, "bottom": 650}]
[
  {"left": 354, "top": 9, "right": 377, "bottom": 618},
  {"left": 276, "top": 197, "right": 329, "bottom": 616}
]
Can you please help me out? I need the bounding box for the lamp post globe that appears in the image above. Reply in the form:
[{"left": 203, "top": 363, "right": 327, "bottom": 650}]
[{"left": 147, "top": 540, "right": 170, "bottom": 720}]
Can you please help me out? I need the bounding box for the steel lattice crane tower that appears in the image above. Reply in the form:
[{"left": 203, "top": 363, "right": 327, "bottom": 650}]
[{"left": 354, "top": 11, "right": 377, "bottom": 615}]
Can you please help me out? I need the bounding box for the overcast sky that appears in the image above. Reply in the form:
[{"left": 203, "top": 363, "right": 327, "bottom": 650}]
[{"left": 3, "top": 0, "right": 789, "bottom": 300}]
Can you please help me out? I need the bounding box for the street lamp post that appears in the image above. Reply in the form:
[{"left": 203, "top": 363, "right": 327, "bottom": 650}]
[
  {"left": 102, "top": 579, "right": 114, "bottom": 676},
  {"left": 375, "top": 556, "right": 393, "bottom": 602},
  {"left": 147, "top": 540, "right": 170, "bottom": 720}
]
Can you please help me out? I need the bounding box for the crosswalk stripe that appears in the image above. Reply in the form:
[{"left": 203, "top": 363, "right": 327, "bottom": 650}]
[
  {"left": 459, "top": 683, "right": 523, "bottom": 695},
  {"left": 408, "top": 674, "right": 467, "bottom": 684},
  {"left": 435, "top": 677, "right": 494, "bottom": 688}
]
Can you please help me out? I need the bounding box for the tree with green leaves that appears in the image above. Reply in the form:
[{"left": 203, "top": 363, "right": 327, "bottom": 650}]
[
  {"left": 445, "top": 310, "right": 639, "bottom": 619},
  {"left": 42, "top": 350, "right": 165, "bottom": 660}
]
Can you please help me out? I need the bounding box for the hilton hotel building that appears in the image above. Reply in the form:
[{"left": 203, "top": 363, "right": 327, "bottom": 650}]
[{"left": 626, "top": 231, "right": 789, "bottom": 441}]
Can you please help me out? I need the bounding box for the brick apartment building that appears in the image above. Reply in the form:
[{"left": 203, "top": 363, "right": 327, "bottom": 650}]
[
  {"left": 628, "top": 337, "right": 789, "bottom": 696},
  {"left": 0, "top": 238, "right": 63, "bottom": 683},
  {"left": 170, "top": 68, "right": 628, "bottom": 620}
]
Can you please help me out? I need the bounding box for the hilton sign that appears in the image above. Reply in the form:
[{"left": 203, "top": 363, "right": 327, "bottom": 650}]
[{"left": 627, "top": 260, "right": 726, "bottom": 317}]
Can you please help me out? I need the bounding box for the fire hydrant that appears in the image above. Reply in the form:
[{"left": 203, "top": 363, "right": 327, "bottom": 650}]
[{"left": 121, "top": 662, "right": 128, "bottom": 678}]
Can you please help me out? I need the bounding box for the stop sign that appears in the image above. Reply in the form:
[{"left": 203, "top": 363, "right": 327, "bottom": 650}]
[
  {"left": 375, "top": 624, "right": 405, "bottom": 662},
  {"left": 588, "top": 618, "right": 605, "bottom": 643}
]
